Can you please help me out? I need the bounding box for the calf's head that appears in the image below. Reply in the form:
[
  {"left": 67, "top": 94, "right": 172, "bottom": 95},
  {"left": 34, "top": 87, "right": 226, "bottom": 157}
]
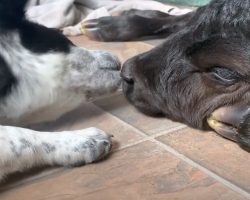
[{"left": 121, "top": 0, "right": 250, "bottom": 151}]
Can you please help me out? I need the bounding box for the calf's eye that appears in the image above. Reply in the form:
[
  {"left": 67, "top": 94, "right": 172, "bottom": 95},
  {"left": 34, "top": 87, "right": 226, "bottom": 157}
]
[{"left": 208, "top": 67, "right": 241, "bottom": 85}]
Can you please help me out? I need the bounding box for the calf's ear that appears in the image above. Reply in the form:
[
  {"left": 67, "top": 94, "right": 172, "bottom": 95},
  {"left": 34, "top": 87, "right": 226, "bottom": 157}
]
[{"left": 186, "top": 35, "right": 250, "bottom": 75}]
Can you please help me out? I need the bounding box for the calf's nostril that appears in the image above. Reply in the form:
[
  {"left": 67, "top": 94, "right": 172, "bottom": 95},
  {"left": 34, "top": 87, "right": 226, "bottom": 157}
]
[
  {"left": 115, "top": 58, "right": 122, "bottom": 71},
  {"left": 120, "top": 72, "right": 134, "bottom": 84},
  {"left": 121, "top": 59, "right": 136, "bottom": 84}
]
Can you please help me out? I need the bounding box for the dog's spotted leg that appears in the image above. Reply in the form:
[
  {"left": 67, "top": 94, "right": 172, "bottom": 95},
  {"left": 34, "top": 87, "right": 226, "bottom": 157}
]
[{"left": 0, "top": 126, "right": 112, "bottom": 182}]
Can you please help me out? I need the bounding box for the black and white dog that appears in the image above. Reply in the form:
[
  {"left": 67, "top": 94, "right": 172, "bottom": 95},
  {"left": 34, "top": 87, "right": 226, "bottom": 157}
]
[{"left": 0, "top": 0, "right": 121, "bottom": 181}]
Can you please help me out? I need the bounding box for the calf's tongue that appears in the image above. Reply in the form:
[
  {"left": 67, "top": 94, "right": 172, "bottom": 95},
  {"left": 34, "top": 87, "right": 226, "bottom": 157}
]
[{"left": 207, "top": 105, "right": 250, "bottom": 142}]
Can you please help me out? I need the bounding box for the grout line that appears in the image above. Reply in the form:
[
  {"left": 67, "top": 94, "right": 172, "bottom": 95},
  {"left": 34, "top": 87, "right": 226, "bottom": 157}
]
[
  {"left": 115, "top": 138, "right": 150, "bottom": 151},
  {"left": 94, "top": 103, "right": 250, "bottom": 199},
  {"left": 93, "top": 103, "right": 186, "bottom": 138},
  {"left": 92, "top": 104, "right": 153, "bottom": 137},
  {"left": 150, "top": 125, "right": 187, "bottom": 138},
  {"left": 150, "top": 138, "right": 250, "bottom": 199},
  {"left": 115, "top": 125, "right": 187, "bottom": 151},
  {"left": 115, "top": 131, "right": 250, "bottom": 199}
]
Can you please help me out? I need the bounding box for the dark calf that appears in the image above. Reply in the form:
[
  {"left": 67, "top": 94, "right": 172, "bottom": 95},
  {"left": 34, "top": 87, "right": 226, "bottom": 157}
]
[{"left": 87, "top": 0, "right": 250, "bottom": 151}]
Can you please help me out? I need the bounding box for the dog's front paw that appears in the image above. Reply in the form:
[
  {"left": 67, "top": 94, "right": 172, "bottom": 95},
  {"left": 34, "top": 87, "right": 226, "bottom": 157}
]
[
  {"left": 50, "top": 128, "right": 113, "bottom": 166},
  {"left": 74, "top": 128, "right": 113, "bottom": 164}
]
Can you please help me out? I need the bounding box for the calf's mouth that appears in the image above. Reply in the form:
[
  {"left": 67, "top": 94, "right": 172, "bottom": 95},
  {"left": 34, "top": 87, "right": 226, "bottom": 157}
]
[{"left": 208, "top": 105, "right": 250, "bottom": 149}]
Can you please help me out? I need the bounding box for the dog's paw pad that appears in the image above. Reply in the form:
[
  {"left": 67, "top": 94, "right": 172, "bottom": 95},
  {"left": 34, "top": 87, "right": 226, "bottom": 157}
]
[{"left": 66, "top": 128, "right": 113, "bottom": 165}]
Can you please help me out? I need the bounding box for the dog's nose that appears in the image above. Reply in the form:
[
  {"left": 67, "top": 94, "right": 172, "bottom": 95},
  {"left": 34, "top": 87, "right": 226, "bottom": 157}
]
[
  {"left": 102, "top": 52, "right": 121, "bottom": 70},
  {"left": 90, "top": 50, "right": 121, "bottom": 70},
  {"left": 121, "top": 59, "right": 135, "bottom": 84}
]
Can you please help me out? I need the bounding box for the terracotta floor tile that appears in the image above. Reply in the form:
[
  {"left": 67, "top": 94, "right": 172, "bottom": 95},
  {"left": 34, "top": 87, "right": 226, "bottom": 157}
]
[
  {"left": 29, "top": 103, "right": 145, "bottom": 150},
  {"left": 0, "top": 141, "right": 246, "bottom": 200},
  {"left": 157, "top": 128, "right": 250, "bottom": 192},
  {"left": 0, "top": 103, "right": 145, "bottom": 189},
  {"left": 69, "top": 36, "right": 153, "bottom": 63},
  {"left": 95, "top": 93, "right": 185, "bottom": 136}
]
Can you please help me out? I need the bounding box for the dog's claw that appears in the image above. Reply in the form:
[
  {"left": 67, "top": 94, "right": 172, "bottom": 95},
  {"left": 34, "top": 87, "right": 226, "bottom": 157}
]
[
  {"left": 81, "top": 20, "right": 102, "bottom": 40},
  {"left": 81, "top": 27, "right": 100, "bottom": 40}
]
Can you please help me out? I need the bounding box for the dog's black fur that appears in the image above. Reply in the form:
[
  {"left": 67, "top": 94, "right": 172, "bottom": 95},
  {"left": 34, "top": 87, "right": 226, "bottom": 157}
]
[
  {"left": 0, "top": 0, "right": 73, "bottom": 53},
  {"left": 0, "top": 0, "right": 74, "bottom": 100},
  {"left": 0, "top": 55, "right": 16, "bottom": 98},
  {"left": 85, "top": 0, "right": 250, "bottom": 151}
]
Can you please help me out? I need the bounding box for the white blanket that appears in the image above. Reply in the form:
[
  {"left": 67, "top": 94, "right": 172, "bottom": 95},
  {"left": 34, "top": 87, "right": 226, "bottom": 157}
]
[{"left": 26, "top": 0, "right": 192, "bottom": 36}]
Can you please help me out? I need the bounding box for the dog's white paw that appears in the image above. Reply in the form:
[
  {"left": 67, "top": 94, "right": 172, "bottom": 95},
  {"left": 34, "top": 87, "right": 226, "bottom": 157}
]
[{"left": 48, "top": 128, "right": 112, "bottom": 166}]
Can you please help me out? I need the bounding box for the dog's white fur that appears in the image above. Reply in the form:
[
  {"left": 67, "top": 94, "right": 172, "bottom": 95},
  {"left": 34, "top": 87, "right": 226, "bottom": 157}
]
[
  {"left": 0, "top": 31, "right": 121, "bottom": 182},
  {"left": 0, "top": 127, "right": 112, "bottom": 181}
]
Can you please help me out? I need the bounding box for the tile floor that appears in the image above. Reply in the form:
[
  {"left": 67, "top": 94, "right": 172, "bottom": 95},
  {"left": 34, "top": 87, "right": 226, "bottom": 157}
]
[{"left": 0, "top": 36, "right": 249, "bottom": 200}]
